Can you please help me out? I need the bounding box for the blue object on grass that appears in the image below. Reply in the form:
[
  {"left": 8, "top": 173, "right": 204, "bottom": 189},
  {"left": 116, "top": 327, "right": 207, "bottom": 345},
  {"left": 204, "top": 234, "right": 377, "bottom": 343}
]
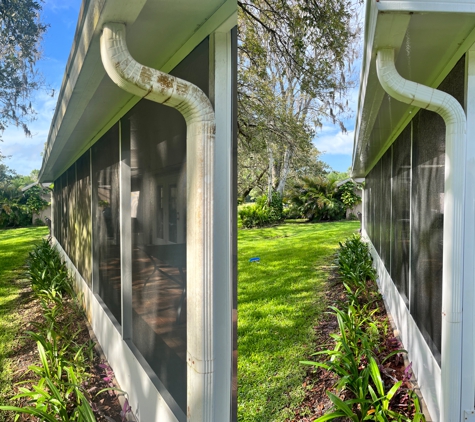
[{"left": 249, "top": 257, "right": 260, "bottom": 263}]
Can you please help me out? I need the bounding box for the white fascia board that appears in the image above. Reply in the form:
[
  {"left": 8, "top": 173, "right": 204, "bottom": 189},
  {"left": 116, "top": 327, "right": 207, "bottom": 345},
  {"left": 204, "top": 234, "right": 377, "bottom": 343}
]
[
  {"left": 378, "top": 1, "right": 475, "bottom": 13},
  {"left": 352, "top": 4, "right": 410, "bottom": 176}
]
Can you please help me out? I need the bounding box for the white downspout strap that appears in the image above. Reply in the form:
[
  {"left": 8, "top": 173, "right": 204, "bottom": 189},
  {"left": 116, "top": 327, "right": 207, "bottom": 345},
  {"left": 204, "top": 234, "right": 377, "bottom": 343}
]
[
  {"left": 376, "top": 48, "right": 466, "bottom": 422},
  {"left": 101, "top": 22, "right": 216, "bottom": 421}
]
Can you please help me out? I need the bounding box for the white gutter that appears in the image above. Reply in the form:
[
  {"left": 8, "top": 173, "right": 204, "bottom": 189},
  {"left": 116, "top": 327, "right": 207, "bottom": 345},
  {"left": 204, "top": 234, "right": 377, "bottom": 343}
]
[
  {"left": 101, "top": 22, "right": 216, "bottom": 421},
  {"left": 376, "top": 48, "right": 466, "bottom": 422}
]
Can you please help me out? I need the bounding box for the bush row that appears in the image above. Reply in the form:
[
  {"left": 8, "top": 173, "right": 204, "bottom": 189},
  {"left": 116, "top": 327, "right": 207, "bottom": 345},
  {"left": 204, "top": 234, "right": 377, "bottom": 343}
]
[
  {"left": 239, "top": 192, "right": 284, "bottom": 228},
  {"left": 302, "top": 235, "right": 425, "bottom": 421},
  {"left": 0, "top": 240, "right": 126, "bottom": 421}
]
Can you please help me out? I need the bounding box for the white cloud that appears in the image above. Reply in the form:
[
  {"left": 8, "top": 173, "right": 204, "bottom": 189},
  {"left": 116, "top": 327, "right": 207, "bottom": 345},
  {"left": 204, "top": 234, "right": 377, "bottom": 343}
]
[
  {"left": 1, "top": 89, "right": 58, "bottom": 175},
  {"left": 44, "top": 0, "right": 79, "bottom": 13},
  {"left": 314, "top": 129, "right": 355, "bottom": 156}
]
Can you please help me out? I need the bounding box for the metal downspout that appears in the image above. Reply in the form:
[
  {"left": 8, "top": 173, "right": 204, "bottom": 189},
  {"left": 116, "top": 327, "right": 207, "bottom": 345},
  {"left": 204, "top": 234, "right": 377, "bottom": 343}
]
[
  {"left": 100, "top": 22, "right": 216, "bottom": 421},
  {"left": 376, "top": 48, "right": 466, "bottom": 422}
]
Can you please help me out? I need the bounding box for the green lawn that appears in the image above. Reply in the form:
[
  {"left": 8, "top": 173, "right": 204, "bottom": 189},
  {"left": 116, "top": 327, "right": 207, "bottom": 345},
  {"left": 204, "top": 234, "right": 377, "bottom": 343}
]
[
  {"left": 0, "top": 227, "right": 48, "bottom": 402},
  {"left": 238, "top": 220, "right": 360, "bottom": 421}
]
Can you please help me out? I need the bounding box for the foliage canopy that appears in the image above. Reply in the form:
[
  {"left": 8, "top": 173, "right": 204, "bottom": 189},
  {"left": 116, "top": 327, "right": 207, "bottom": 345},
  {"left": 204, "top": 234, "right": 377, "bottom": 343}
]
[
  {"left": 237, "top": 0, "right": 361, "bottom": 200},
  {"left": 0, "top": 0, "right": 47, "bottom": 138}
]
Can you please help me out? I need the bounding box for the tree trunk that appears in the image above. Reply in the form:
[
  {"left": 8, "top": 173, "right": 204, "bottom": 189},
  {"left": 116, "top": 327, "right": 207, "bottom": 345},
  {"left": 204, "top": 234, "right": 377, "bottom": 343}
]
[
  {"left": 276, "top": 146, "right": 293, "bottom": 196},
  {"left": 267, "top": 143, "right": 274, "bottom": 204},
  {"left": 239, "top": 168, "right": 267, "bottom": 202}
]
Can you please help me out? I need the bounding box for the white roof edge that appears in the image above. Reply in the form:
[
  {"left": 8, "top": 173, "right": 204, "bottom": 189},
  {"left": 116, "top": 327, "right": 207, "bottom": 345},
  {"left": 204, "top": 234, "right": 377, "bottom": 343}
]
[{"left": 378, "top": 0, "right": 475, "bottom": 13}]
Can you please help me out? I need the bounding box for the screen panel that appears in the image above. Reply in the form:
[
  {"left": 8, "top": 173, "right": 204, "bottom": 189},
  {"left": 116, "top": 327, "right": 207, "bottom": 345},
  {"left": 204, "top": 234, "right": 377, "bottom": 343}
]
[
  {"left": 92, "top": 124, "right": 121, "bottom": 324},
  {"left": 67, "top": 165, "right": 76, "bottom": 268},
  {"left": 124, "top": 37, "right": 209, "bottom": 417},
  {"left": 76, "top": 152, "right": 92, "bottom": 286},
  {"left": 390, "top": 124, "right": 412, "bottom": 306},
  {"left": 61, "top": 172, "right": 68, "bottom": 254},
  {"left": 380, "top": 148, "right": 392, "bottom": 272},
  {"left": 53, "top": 177, "right": 62, "bottom": 244},
  {"left": 372, "top": 160, "right": 382, "bottom": 255},
  {"left": 410, "top": 55, "right": 464, "bottom": 365}
]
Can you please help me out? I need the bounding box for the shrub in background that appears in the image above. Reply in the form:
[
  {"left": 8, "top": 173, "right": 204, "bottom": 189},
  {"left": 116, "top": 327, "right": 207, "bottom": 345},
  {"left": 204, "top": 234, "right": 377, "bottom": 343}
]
[
  {"left": 288, "top": 176, "right": 346, "bottom": 221},
  {"left": 338, "top": 181, "right": 362, "bottom": 211},
  {"left": 34, "top": 217, "right": 46, "bottom": 226},
  {"left": 239, "top": 191, "right": 283, "bottom": 228}
]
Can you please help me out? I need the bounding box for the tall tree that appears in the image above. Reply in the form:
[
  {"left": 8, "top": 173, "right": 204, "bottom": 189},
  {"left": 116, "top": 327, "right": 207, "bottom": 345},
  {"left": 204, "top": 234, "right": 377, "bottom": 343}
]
[
  {"left": 0, "top": 0, "right": 47, "bottom": 138},
  {"left": 238, "top": 0, "right": 361, "bottom": 199}
]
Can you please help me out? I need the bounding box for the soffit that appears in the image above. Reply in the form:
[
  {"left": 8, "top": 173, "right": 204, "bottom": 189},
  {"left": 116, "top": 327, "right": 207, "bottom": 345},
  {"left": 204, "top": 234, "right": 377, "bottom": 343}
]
[
  {"left": 40, "top": 0, "right": 233, "bottom": 182},
  {"left": 352, "top": 0, "right": 475, "bottom": 177}
]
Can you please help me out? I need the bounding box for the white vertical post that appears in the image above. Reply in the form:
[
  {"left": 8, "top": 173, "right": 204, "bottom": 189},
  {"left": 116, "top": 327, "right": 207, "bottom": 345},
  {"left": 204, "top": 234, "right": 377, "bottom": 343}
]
[
  {"left": 461, "top": 47, "right": 475, "bottom": 419},
  {"left": 209, "top": 25, "right": 234, "bottom": 421}
]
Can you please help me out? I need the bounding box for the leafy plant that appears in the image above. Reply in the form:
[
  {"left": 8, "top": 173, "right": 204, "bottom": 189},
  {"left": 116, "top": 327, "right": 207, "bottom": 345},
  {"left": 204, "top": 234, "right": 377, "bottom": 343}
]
[
  {"left": 0, "top": 237, "right": 121, "bottom": 421},
  {"left": 239, "top": 192, "right": 284, "bottom": 228},
  {"left": 27, "top": 239, "right": 72, "bottom": 295},
  {"left": 288, "top": 176, "right": 346, "bottom": 222},
  {"left": 301, "top": 234, "right": 426, "bottom": 421},
  {"left": 338, "top": 181, "right": 362, "bottom": 210}
]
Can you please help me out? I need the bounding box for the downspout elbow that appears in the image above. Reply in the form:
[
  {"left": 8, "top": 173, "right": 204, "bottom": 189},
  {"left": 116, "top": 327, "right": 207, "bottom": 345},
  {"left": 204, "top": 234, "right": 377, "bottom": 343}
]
[
  {"left": 376, "top": 49, "right": 466, "bottom": 130},
  {"left": 100, "top": 22, "right": 214, "bottom": 124}
]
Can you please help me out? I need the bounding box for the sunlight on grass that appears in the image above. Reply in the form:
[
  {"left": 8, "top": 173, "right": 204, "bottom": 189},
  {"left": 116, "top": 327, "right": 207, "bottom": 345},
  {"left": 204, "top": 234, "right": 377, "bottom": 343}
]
[
  {"left": 238, "top": 221, "right": 360, "bottom": 422},
  {"left": 0, "top": 227, "right": 48, "bottom": 401}
]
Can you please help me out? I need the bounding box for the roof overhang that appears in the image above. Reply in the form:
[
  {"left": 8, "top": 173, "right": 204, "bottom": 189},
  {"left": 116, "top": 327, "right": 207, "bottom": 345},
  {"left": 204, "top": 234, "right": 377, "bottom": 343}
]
[
  {"left": 352, "top": 0, "right": 475, "bottom": 177},
  {"left": 39, "top": 0, "right": 236, "bottom": 182}
]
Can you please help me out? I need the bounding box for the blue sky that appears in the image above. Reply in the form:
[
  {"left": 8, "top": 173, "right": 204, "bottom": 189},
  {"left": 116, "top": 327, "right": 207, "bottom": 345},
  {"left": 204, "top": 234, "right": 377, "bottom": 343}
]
[
  {"left": 1, "top": 0, "right": 357, "bottom": 176},
  {"left": 1, "top": 0, "right": 81, "bottom": 176},
  {"left": 313, "top": 85, "right": 359, "bottom": 173}
]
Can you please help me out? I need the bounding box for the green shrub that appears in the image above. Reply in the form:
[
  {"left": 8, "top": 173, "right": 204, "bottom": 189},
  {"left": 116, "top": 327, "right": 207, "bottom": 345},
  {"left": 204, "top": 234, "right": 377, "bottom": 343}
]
[
  {"left": 27, "top": 239, "right": 72, "bottom": 295},
  {"left": 338, "top": 181, "right": 362, "bottom": 210},
  {"left": 0, "top": 239, "right": 103, "bottom": 421},
  {"left": 34, "top": 217, "right": 46, "bottom": 226},
  {"left": 288, "top": 176, "right": 346, "bottom": 221},
  {"left": 337, "top": 234, "right": 376, "bottom": 291},
  {"left": 301, "top": 234, "right": 425, "bottom": 421},
  {"left": 239, "top": 192, "right": 283, "bottom": 228}
]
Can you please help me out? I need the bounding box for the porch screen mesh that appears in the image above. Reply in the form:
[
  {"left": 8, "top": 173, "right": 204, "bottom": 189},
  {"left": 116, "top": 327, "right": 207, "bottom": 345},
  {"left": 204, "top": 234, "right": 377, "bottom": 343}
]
[
  {"left": 92, "top": 124, "right": 121, "bottom": 324},
  {"left": 372, "top": 160, "right": 381, "bottom": 255},
  {"left": 53, "top": 177, "right": 62, "bottom": 244},
  {"left": 61, "top": 172, "right": 68, "bottom": 253},
  {"left": 67, "top": 165, "right": 76, "bottom": 268},
  {"left": 123, "top": 38, "right": 209, "bottom": 417},
  {"left": 364, "top": 169, "right": 372, "bottom": 240},
  {"left": 390, "top": 125, "right": 411, "bottom": 306},
  {"left": 380, "top": 149, "right": 392, "bottom": 272},
  {"left": 76, "top": 152, "right": 92, "bottom": 286},
  {"left": 410, "top": 108, "right": 445, "bottom": 363}
]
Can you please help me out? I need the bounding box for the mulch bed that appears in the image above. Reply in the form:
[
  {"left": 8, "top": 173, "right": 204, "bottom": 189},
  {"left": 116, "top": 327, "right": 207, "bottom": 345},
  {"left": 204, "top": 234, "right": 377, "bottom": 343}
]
[
  {"left": 286, "top": 267, "right": 424, "bottom": 421},
  {"left": 2, "top": 280, "right": 124, "bottom": 422}
]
